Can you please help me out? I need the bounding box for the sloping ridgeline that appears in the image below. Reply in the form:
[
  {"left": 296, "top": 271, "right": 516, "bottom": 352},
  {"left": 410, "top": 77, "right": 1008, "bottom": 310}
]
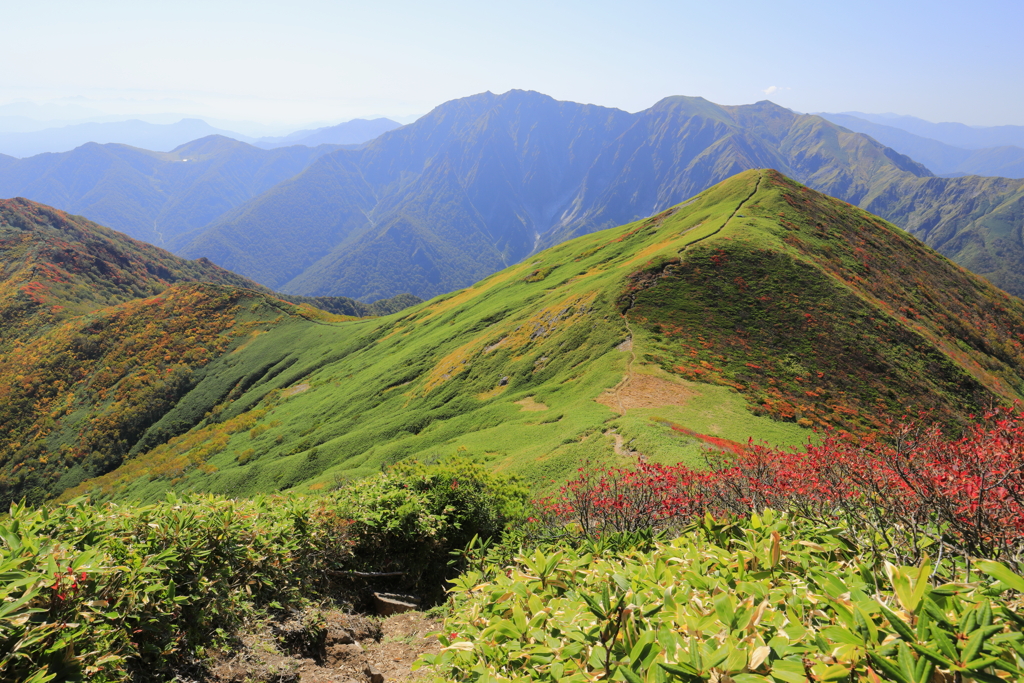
[
  {"left": 0, "top": 199, "right": 364, "bottom": 507},
  {"left": 62, "top": 170, "right": 1024, "bottom": 506}
]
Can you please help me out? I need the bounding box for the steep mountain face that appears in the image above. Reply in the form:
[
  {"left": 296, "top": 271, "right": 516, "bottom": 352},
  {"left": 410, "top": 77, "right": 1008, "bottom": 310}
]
[
  {"left": 41, "top": 171, "right": 1024, "bottom": 510},
  {"left": 859, "top": 174, "right": 1024, "bottom": 297},
  {"left": 175, "top": 91, "right": 1024, "bottom": 300},
  {"left": 0, "top": 136, "right": 339, "bottom": 247},
  {"left": 820, "top": 113, "right": 1024, "bottom": 178},
  {"left": 182, "top": 91, "right": 636, "bottom": 296}
]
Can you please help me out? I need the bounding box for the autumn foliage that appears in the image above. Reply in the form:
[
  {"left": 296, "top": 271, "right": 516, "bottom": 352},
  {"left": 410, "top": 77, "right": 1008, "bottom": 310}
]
[{"left": 540, "top": 407, "right": 1024, "bottom": 568}]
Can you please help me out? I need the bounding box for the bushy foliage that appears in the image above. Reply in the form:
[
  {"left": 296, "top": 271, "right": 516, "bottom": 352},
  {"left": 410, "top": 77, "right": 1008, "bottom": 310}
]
[
  {"left": 539, "top": 409, "right": 1024, "bottom": 569},
  {"left": 423, "top": 513, "right": 1024, "bottom": 683},
  {"left": 0, "top": 493, "right": 353, "bottom": 681},
  {"left": 334, "top": 457, "right": 530, "bottom": 594},
  {"left": 0, "top": 460, "right": 526, "bottom": 682}
]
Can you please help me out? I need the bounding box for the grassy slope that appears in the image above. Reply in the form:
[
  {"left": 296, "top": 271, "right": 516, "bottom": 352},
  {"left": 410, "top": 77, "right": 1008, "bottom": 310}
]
[
  {"left": 65, "top": 170, "right": 1024, "bottom": 503},
  {"left": 0, "top": 198, "right": 362, "bottom": 506},
  {"left": 0, "top": 283, "right": 350, "bottom": 507}
]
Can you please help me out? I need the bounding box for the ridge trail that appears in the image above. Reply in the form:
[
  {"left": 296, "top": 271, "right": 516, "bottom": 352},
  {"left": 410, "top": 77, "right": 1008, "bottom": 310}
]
[{"left": 611, "top": 171, "right": 763, "bottom": 416}]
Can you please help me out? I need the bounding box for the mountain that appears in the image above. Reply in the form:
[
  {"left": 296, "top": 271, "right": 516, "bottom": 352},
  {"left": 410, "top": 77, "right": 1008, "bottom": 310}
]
[
  {"left": 254, "top": 118, "right": 402, "bottom": 148},
  {"left": 175, "top": 90, "right": 1024, "bottom": 300},
  {"left": 0, "top": 118, "right": 258, "bottom": 157},
  {"left": 0, "top": 197, "right": 267, "bottom": 345},
  {"left": 0, "top": 136, "right": 340, "bottom": 247},
  {"left": 30, "top": 170, "right": 1024, "bottom": 511},
  {"left": 820, "top": 113, "right": 1024, "bottom": 178},
  {"left": 838, "top": 112, "right": 1024, "bottom": 150},
  {"left": 178, "top": 90, "right": 636, "bottom": 298}
]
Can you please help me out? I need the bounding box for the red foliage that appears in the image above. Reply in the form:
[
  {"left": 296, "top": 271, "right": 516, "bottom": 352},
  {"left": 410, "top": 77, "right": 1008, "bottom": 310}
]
[{"left": 539, "top": 408, "right": 1024, "bottom": 566}]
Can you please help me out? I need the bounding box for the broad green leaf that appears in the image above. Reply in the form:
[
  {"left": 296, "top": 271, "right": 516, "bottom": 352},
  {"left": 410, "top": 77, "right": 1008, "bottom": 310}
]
[
  {"left": 975, "top": 560, "right": 1024, "bottom": 593},
  {"left": 714, "top": 592, "right": 736, "bottom": 629}
]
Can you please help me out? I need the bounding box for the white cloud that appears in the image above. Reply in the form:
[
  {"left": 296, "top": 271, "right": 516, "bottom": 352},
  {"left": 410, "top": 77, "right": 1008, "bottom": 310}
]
[{"left": 761, "top": 85, "right": 791, "bottom": 97}]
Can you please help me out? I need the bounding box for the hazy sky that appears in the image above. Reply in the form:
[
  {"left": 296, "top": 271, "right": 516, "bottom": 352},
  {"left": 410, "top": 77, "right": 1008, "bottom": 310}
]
[{"left": 3, "top": 0, "right": 1022, "bottom": 128}]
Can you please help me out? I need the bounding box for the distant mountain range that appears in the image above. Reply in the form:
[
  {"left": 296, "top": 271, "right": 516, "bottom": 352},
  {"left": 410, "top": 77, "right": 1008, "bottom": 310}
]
[
  {"left": 0, "top": 119, "right": 252, "bottom": 157},
  {"left": 0, "top": 117, "right": 400, "bottom": 158},
  {"left": 253, "top": 118, "right": 401, "bottom": 149},
  {"left": 820, "top": 113, "right": 1024, "bottom": 178},
  {"left": 0, "top": 137, "right": 342, "bottom": 246},
  {"left": 3, "top": 90, "right": 1024, "bottom": 302},
  {"left": 836, "top": 112, "right": 1024, "bottom": 149},
  {"left": 175, "top": 91, "right": 1024, "bottom": 300}
]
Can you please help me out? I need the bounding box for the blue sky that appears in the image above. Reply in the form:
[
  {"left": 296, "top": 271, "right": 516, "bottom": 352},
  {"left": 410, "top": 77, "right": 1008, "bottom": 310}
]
[{"left": 3, "top": 0, "right": 1022, "bottom": 128}]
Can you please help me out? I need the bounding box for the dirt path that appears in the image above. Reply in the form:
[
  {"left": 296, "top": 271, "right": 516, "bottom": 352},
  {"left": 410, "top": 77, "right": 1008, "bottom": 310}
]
[
  {"left": 685, "top": 171, "right": 763, "bottom": 249},
  {"left": 608, "top": 172, "right": 762, "bottom": 413},
  {"left": 209, "top": 609, "right": 441, "bottom": 683}
]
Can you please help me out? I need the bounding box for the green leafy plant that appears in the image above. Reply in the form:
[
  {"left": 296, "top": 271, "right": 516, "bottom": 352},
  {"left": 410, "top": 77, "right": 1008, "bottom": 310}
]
[{"left": 420, "top": 513, "right": 1024, "bottom": 683}]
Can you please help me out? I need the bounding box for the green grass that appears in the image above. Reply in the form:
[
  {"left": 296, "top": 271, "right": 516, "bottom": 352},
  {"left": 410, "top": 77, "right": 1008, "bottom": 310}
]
[{"left": 54, "top": 170, "right": 1024, "bottom": 502}]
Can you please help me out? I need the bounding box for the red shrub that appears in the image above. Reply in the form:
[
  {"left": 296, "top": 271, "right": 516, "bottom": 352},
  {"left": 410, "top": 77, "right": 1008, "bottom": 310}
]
[{"left": 538, "top": 408, "right": 1024, "bottom": 566}]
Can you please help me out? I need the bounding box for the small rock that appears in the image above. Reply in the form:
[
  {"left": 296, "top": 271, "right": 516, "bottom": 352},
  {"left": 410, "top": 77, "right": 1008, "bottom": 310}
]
[
  {"left": 364, "top": 664, "right": 385, "bottom": 683},
  {"left": 499, "top": 376, "right": 509, "bottom": 386}
]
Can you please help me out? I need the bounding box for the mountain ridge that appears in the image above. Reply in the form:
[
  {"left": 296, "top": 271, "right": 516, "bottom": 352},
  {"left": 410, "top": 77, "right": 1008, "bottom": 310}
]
[
  {"left": 0, "top": 138, "right": 343, "bottom": 247},
  {"left": 820, "top": 113, "right": 1024, "bottom": 178},
  {"left": 12, "top": 170, "right": 1019, "bottom": 511}
]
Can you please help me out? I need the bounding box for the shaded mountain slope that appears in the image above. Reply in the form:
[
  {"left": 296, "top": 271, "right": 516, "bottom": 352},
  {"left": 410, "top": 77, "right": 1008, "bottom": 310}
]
[
  {"left": 57, "top": 171, "right": 1024, "bottom": 508},
  {"left": 183, "top": 90, "right": 635, "bottom": 296},
  {"left": 176, "top": 90, "right": 1024, "bottom": 300},
  {"left": 860, "top": 175, "right": 1024, "bottom": 296},
  {"left": 0, "top": 136, "right": 339, "bottom": 246}
]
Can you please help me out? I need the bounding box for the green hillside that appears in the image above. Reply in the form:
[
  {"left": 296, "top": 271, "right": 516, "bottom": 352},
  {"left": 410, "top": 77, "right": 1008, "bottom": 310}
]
[
  {"left": 0, "top": 199, "right": 425, "bottom": 507},
  {"left": 0, "top": 197, "right": 268, "bottom": 347},
  {"left": 60, "top": 170, "right": 1024, "bottom": 505}
]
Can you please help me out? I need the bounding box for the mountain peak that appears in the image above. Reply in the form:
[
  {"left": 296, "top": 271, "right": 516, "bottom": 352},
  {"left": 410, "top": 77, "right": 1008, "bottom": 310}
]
[
  {"left": 170, "top": 135, "right": 254, "bottom": 157},
  {"left": 647, "top": 95, "right": 735, "bottom": 123}
]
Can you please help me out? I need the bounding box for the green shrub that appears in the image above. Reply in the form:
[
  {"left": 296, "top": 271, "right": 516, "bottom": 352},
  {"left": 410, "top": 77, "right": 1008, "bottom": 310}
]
[
  {"left": 0, "top": 493, "right": 355, "bottom": 681},
  {"left": 335, "top": 457, "right": 530, "bottom": 595},
  {"left": 0, "top": 460, "right": 528, "bottom": 680},
  {"left": 421, "top": 511, "right": 1024, "bottom": 683}
]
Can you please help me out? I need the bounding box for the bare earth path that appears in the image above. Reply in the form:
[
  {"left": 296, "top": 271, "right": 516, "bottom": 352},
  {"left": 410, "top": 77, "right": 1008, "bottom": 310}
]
[{"left": 608, "top": 172, "right": 763, "bottom": 414}]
